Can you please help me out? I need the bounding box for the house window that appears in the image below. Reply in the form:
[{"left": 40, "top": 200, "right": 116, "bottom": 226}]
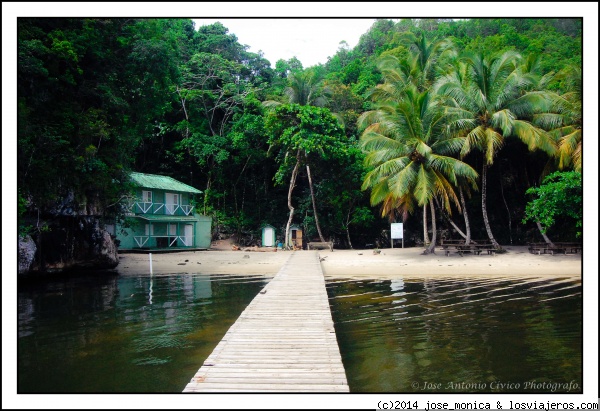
[
  {"left": 145, "top": 224, "right": 154, "bottom": 236},
  {"left": 142, "top": 190, "right": 152, "bottom": 203}
]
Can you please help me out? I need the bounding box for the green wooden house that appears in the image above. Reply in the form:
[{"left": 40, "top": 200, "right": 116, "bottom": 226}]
[{"left": 115, "top": 172, "right": 212, "bottom": 250}]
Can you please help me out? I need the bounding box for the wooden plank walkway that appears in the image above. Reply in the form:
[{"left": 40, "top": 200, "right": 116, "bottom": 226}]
[{"left": 182, "top": 251, "right": 349, "bottom": 393}]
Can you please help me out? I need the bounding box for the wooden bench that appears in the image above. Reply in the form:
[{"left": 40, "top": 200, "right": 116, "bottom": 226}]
[
  {"left": 529, "top": 242, "right": 581, "bottom": 255},
  {"left": 307, "top": 241, "right": 334, "bottom": 251},
  {"left": 555, "top": 242, "right": 582, "bottom": 254},
  {"left": 528, "top": 242, "right": 559, "bottom": 255}
]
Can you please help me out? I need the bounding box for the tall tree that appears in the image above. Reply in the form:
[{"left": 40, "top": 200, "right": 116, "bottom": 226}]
[
  {"left": 265, "top": 104, "right": 346, "bottom": 248},
  {"left": 359, "top": 85, "right": 479, "bottom": 254},
  {"left": 18, "top": 18, "right": 183, "bottom": 217},
  {"left": 263, "top": 70, "right": 335, "bottom": 242},
  {"left": 366, "top": 35, "right": 476, "bottom": 248},
  {"left": 436, "top": 50, "right": 557, "bottom": 248},
  {"left": 175, "top": 48, "right": 256, "bottom": 213}
]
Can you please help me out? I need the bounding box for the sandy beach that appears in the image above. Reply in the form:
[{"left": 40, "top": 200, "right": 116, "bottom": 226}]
[{"left": 116, "top": 245, "right": 582, "bottom": 280}]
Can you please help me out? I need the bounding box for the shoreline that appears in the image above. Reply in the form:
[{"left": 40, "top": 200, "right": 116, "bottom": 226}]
[{"left": 115, "top": 245, "right": 582, "bottom": 280}]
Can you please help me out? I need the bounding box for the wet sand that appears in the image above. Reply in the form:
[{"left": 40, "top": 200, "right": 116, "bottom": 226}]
[{"left": 115, "top": 245, "right": 582, "bottom": 280}]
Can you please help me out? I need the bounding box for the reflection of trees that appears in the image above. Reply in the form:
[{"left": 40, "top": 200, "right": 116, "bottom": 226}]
[
  {"left": 17, "top": 273, "right": 269, "bottom": 392},
  {"left": 327, "top": 277, "right": 581, "bottom": 393},
  {"left": 522, "top": 298, "right": 582, "bottom": 387}
]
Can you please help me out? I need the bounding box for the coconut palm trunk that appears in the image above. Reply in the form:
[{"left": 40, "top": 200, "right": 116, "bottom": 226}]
[
  {"left": 459, "top": 187, "right": 472, "bottom": 244},
  {"left": 306, "top": 165, "right": 326, "bottom": 242},
  {"left": 423, "top": 204, "right": 430, "bottom": 246},
  {"left": 425, "top": 199, "right": 437, "bottom": 254},
  {"left": 481, "top": 164, "right": 500, "bottom": 249}
]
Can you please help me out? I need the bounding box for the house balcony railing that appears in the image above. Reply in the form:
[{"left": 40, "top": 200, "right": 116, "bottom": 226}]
[
  {"left": 131, "top": 202, "right": 195, "bottom": 216},
  {"left": 133, "top": 234, "right": 195, "bottom": 248},
  {"left": 134, "top": 202, "right": 165, "bottom": 214}
]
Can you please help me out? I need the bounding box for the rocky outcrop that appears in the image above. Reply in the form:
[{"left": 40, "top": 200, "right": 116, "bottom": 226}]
[{"left": 20, "top": 216, "right": 118, "bottom": 274}]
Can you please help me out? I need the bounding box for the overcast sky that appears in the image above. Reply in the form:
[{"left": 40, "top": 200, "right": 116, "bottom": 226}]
[{"left": 193, "top": 18, "right": 378, "bottom": 68}]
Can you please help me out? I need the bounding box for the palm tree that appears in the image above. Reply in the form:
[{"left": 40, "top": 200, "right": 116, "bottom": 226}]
[
  {"left": 370, "top": 36, "right": 477, "bottom": 246},
  {"left": 263, "top": 70, "right": 330, "bottom": 108},
  {"left": 359, "top": 85, "right": 479, "bottom": 254},
  {"left": 536, "top": 66, "right": 582, "bottom": 173},
  {"left": 397, "top": 31, "right": 455, "bottom": 90},
  {"left": 435, "top": 50, "right": 557, "bottom": 249}
]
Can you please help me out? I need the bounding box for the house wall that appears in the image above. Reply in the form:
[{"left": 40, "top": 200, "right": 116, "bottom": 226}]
[
  {"left": 115, "top": 185, "right": 211, "bottom": 250},
  {"left": 194, "top": 214, "right": 212, "bottom": 249},
  {"left": 115, "top": 217, "right": 144, "bottom": 249},
  {"left": 116, "top": 215, "right": 212, "bottom": 250},
  {"left": 133, "top": 189, "right": 194, "bottom": 216}
]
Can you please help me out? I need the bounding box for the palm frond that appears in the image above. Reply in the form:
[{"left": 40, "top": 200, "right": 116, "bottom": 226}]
[
  {"left": 490, "top": 109, "right": 515, "bottom": 136},
  {"left": 388, "top": 161, "right": 419, "bottom": 199},
  {"left": 411, "top": 165, "right": 436, "bottom": 206},
  {"left": 461, "top": 126, "right": 487, "bottom": 158},
  {"left": 532, "top": 113, "right": 565, "bottom": 131},
  {"left": 512, "top": 120, "right": 556, "bottom": 156},
  {"left": 262, "top": 100, "right": 283, "bottom": 110},
  {"left": 557, "top": 129, "right": 582, "bottom": 171},
  {"left": 484, "top": 128, "right": 504, "bottom": 164},
  {"left": 434, "top": 170, "right": 460, "bottom": 214}
]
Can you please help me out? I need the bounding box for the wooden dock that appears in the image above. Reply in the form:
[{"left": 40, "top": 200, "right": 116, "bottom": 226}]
[{"left": 182, "top": 251, "right": 349, "bottom": 393}]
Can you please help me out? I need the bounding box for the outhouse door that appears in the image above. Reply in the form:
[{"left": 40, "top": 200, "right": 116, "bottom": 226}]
[{"left": 263, "top": 226, "right": 275, "bottom": 247}]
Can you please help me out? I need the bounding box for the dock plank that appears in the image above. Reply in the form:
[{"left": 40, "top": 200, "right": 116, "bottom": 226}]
[{"left": 182, "top": 251, "right": 349, "bottom": 393}]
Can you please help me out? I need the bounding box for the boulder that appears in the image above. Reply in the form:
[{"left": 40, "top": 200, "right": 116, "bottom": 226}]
[{"left": 18, "top": 235, "right": 37, "bottom": 275}]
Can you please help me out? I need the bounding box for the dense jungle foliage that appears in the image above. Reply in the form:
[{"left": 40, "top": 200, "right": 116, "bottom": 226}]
[{"left": 17, "top": 18, "right": 583, "bottom": 249}]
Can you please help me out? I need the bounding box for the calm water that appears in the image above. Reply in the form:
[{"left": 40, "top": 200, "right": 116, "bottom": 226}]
[
  {"left": 326, "top": 276, "right": 582, "bottom": 393},
  {"left": 18, "top": 272, "right": 582, "bottom": 393},
  {"left": 17, "top": 271, "right": 270, "bottom": 393}
]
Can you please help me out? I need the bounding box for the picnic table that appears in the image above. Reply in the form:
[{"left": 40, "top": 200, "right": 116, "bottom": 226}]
[
  {"left": 307, "top": 241, "right": 334, "bottom": 251},
  {"left": 441, "top": 239, "right": 496, "bottom": 256}
]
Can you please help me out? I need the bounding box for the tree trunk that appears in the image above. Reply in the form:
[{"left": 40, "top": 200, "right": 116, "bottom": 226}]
[
  {"left": 284, "top": 158, "right": 301, "bottom": 249},
  {"left": 434, "top": 196, "right": 467, "bottom": 241},
  {"left": 423, "top": 204, "right": 430, "bottom": 246},
  {"left": 204, "top": 174, "right": 211, "bottom": 216},
  {"left": 306, "top": 165, "right": 326, "bottom": 242},
  {"left": 345, "top": 210, "right": 353, "bottom": 250},
  {"left": 535, "top": 220, "right": 554, "bottom": 246},
  {"left": 459, "top": 187, "right": 472, "bottom": 245},
  {"left": 424, "top": 199, "right": 437, "bottom": 254},
  {"left": 481, "top": 164, "right": 501, "bottom": 249},
  {"left": 500, "top": 176, "right": 513, "bottom": 245}
]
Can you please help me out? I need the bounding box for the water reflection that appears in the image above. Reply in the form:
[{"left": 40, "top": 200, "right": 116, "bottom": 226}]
[
  {"left": 17, "top": 272, "right": 270, "bottom": 393},
  {"left": 326, "top": 276, "right": 582, "bottom": 393}
]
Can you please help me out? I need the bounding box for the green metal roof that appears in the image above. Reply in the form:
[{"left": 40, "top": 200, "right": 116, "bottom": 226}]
[
  {"left": 135, "top": 215, "right": 199, "bottom": 223},
  {"left": 130, "top": 172, "right": 202, "bottom": 194}
]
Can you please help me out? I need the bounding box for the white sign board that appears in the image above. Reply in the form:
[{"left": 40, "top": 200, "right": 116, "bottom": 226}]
[{"left": 390, "top": 223, "right": 403, "bottom": 239}]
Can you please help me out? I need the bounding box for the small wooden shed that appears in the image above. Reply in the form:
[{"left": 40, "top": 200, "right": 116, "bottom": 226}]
[
  {"left": 288, "top": 225, "right": 303, "bottom": 249},
  {"left": 261, "top": 225, "right": 276, "bottom": 247}
]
